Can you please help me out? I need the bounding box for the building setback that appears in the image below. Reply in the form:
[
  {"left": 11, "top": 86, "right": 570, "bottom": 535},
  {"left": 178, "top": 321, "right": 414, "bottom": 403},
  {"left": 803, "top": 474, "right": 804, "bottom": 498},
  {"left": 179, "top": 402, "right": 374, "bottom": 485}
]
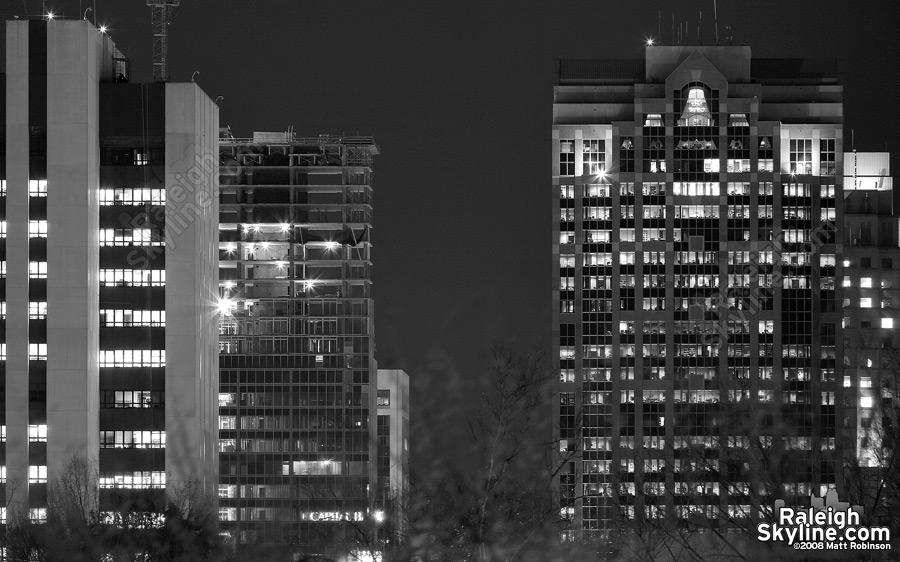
[
  {"left": 216, "top": 131, "right": 378, "bottom": 557},
  {"left": 552, "top": 46, "right": 855, "bottom": 536},
  {"left": 1, "top": 18, "right": 219, "bottom": 522}
]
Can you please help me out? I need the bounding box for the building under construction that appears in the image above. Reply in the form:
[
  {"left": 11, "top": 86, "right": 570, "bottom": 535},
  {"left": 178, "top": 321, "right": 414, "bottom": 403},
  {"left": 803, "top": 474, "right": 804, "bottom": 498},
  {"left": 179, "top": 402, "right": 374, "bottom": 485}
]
[{"left": 216, "top": 131, "right": 381, "bottom": 557}]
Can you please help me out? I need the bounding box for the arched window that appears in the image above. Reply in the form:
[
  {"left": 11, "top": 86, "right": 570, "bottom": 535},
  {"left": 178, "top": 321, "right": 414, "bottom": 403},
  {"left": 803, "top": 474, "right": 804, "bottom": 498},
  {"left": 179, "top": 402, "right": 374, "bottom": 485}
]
[{"left": 677, "top": 83, "right": 714, "bottom": 127}]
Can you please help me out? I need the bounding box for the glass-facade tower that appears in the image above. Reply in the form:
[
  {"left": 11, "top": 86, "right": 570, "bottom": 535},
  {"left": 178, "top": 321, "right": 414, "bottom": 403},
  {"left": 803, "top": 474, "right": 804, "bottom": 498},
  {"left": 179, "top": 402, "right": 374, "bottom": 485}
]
[
  {"left": 552, "top": 47, "right": 850, "bottom": 537},
  {"left": 217, "top": 132, "right": 378, "bottom": 557}
]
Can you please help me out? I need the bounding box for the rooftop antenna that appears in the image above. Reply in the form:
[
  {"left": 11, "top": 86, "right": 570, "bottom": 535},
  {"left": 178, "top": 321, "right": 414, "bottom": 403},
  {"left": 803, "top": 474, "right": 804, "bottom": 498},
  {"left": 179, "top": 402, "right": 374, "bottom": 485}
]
[
  {"left": 147, "top": 0, "right": 181, "bottom": 82},
  {"left": 713, "top": 0, "right": 719, "bottom": 45},
  {"left": 698, "top": 11, "right": 702, "bottom": 45},
  {"left": 658, "top": 11, "right": 661, "bottom": 44}
]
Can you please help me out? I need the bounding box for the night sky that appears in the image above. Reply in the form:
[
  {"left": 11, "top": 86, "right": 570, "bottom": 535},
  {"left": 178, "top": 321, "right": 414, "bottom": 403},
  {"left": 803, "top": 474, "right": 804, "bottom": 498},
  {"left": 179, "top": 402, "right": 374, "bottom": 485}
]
[{"left": 4, "top": 1, "right": 900, "bottom": 456}]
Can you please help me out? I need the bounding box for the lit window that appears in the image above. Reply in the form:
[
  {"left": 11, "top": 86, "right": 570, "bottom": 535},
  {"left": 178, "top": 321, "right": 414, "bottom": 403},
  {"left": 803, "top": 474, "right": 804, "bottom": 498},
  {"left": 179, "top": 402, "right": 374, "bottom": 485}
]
[
  {"left": 99, "top": 269, "right": 166, "bottom": 287},
  {"left": 789, "top": 139, "right": 813, "bottom": 175},
  {"left": 29, "top": 261, "right": 48, "bottom": 279},
  {"left": 728, "top": 113, "right": 749, "bottom": 126},
  {"left": 860, "top": 397, "right": 874, "bottom": 409},
  {"left": 0, "top": 221, "right": 5, "bottom": 237},
  {"left": 134, "top": 152, "right": 149, "bottom": 166},
  {"left": 99, "top": 471, "right": 166, "bottom": 489},
  {"left": 844, "top": 376, "right": 852, "bottom": 388},
  {"left": 582, "top": 139, "right": 605, "bottom": 175},
  {"left": 99, "top": 430, "right": 166, "bottom": 449},
  {"left": 28, "top": 180, "right": 48, "bottom": 197},
  {"left": 678, "top": 86, "right": 714, "bottom": 126},
  {"left": 101, "top": 390, "right": 163, "bottom": 408},
  {"left": 99, "top": 309, "right": 165, "bottom": 327},
  {"left": 0, "top": 179, "right": 6, "bottom": 195},
  {"left": 29, "top": 465, "right": 47, "bottom": 483},
  {"left": 0, "top": 261, "right": 5, "bottom": 277},
  {"left": 882, "top": 318, "right": 895, "bottom": 329},
  {"left": 29, "top": 301, "right": 47, "bottom": 319},
  {"left": 860, "top": 298, "right": 873, "bottom": 308},
  {"left": 99, "top": 188, "right": 165, "bottom": 205},
  {"left": 29, "top": 343, "right": 47, "bottom": 360},
  {"left": 644, "top": 113, "right": 664, "bottom": 126},
  {"left": 29, "top": 508, "right": 47, "bottom": 523},
  {"left": 377, "top": 390, "right": 390, "bottom": 407},
  {"left": 842, "top": 278, "right": 852, "bottom": 288},
  {"left": 28, "top": 424, "right": 47, "bottom": 442},
  {"left": 28, "top": 220, "right": 48, "bottom": 238},
  {"left": 99, "top": 229, "right": 164, "bottom": 246},
  {"left": 0, "top": 343, "right": 5, "bottom": 360},
  {"left": 861, "top": 278, "right": 873, "bottom": 288}
]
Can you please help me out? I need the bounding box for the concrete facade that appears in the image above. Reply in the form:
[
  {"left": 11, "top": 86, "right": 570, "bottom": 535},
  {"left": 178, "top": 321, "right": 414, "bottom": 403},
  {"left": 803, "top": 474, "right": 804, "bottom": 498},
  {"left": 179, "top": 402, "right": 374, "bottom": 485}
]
[
  {"left": 375, "top": 368, "right": 409, "bottom": 500},
  {"left": 164, "top": 83, "right": 220, "bottom": 498},
  {"left": 4, "top": 19, "right": 32, "bottom": 510}
]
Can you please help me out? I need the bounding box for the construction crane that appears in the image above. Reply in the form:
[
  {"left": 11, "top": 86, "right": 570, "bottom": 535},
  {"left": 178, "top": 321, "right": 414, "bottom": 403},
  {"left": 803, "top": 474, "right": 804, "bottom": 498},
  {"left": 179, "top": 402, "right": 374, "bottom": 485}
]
[{"left": 147, "top": 0, "right": 180, "bottom": 82}]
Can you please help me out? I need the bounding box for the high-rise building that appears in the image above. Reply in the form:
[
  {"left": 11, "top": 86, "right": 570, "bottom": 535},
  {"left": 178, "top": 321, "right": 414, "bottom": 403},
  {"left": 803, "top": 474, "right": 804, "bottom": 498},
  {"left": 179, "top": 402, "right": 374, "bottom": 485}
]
[
  {"left": 1, "top": 18, "right": 219, "bottom": 523},
  {"left": 839, "top": 152, "right": 899, "bottom": 467},
  {"left": 216, "top": 131, "right": 378, "bottom": 557},
  {"left": 552, "top": 46, "right": 854, "bottom": 536}
]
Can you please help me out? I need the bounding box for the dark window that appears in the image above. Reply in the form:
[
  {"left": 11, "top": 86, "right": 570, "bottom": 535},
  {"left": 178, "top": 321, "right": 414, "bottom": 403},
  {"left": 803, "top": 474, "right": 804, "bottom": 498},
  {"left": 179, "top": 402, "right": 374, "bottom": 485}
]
[{"left": 560, "top": 140, "right": 575, "bottom": 176}]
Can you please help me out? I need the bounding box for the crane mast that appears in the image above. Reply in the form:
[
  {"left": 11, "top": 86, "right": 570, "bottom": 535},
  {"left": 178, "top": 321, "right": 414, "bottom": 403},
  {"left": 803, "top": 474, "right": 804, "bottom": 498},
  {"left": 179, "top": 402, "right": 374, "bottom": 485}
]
[{"left": 147, "top": 0, "right": 180, "bottom": 82}]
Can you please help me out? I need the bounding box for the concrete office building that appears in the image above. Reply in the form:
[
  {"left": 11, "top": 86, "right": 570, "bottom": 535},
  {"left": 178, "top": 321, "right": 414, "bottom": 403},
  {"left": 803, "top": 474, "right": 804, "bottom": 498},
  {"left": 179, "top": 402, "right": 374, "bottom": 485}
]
[
  {"left": 1, "top": 18, "right": 219, "bottom": 523},
  {"left": 552, "top": 46, "right": 854, "bottom": 536},
  {"left": 216, "top": 131, "right": 378, "bottom": 557}
]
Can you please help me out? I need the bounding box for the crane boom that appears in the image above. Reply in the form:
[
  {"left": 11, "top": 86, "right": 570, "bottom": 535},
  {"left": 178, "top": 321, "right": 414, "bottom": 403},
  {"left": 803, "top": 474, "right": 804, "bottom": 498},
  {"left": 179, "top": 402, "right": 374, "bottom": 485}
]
[{"left": 147, "top": 0, "right": 180, "bottom": 82}]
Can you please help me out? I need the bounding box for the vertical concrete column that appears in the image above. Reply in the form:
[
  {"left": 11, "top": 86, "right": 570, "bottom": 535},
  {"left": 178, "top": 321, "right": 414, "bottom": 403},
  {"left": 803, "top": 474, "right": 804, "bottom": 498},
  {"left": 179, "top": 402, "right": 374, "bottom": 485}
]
[
  {"left": 164, "top": 83, "right": 219, "bottom": 499},
  {"left": 45, "top": 20, "right": 101, "bottom": 483},
  {"left": 5, "top": 20, "right": 31, "bottom": 510}
]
